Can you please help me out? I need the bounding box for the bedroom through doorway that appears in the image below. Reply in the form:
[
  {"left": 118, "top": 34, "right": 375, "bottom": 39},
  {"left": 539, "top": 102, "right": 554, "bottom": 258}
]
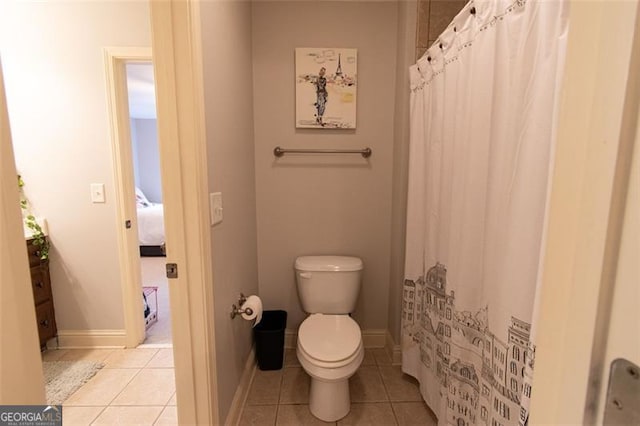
[{"left": 126, "top": 62, "right": 172, "bottom": 346}]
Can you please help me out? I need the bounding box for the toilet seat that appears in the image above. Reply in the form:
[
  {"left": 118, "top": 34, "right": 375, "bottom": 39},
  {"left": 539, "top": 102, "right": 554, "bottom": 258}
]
[{"left": 298, "top": 314, "right": 361, "bottom": 365}]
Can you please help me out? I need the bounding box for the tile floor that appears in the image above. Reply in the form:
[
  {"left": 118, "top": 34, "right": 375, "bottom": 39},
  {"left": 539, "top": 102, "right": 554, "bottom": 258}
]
[
  {"left": 239, "top": 348, "right": 437, "bottom": 426},
  {"left": 43, "top": 348, "right": 177, "bottom": 425},
  {"left": 47, "top": 347, "right": 435, "bottom": 425}
]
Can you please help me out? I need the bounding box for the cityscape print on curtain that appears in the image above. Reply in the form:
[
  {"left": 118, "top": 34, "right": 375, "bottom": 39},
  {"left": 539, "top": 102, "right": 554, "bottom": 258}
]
[
  {"left": 401, "top": 0, "right": 569, "bottom": 425},
  {"left": 403, "top": 264, "right": 534, "bottom": 426}
]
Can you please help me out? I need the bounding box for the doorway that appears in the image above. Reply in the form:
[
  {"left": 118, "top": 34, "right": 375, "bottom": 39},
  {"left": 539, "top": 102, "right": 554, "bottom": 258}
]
[{"left": 125, "top": 62, "right": 172, "bottom": 346}]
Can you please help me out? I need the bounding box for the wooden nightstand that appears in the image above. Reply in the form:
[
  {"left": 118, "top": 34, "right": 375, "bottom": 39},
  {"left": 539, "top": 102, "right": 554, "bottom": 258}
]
[{"left": 27, "top": 237, "right": 57, "bottom": 348}]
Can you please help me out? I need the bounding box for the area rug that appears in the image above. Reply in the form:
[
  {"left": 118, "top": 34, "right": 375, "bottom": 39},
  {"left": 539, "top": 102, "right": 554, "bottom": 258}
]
[{"left": 43, "top": 360, "right": 104, "bottom": 405}]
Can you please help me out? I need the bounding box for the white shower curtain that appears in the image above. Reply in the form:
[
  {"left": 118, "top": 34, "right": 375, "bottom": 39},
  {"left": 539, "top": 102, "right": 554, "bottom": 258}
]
[{"left": 401, "top": 1, "right": 568, "bottom": 425}]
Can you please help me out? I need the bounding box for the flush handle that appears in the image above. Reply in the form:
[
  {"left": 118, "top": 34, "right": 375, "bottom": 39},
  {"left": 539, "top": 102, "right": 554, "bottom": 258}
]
[{"left": 299, "top": 272, "right": 312, "bottom": 279}]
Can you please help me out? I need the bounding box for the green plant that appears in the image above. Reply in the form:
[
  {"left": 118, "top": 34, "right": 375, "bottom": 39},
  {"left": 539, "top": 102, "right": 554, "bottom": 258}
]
[{"left": 18, "top": 175, "right": 49, "bottom": 261}]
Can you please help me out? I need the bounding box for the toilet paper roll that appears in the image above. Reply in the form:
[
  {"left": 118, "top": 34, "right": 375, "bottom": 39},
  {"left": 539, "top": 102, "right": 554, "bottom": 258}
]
[{"left": 241, "top": 295, "right": 263, "bottom": 327}]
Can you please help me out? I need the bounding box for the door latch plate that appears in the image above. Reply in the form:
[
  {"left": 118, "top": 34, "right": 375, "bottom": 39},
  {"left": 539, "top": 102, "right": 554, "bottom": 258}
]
[
  {"left": 166, "top": 263, "right": 178, "bottom": 279},
  {"left": 603, "top": 358, "right": 640, "bottom": 425}
]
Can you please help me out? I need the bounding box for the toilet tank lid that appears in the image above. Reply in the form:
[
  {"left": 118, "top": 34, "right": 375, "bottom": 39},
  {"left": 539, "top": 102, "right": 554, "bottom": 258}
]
[{"left": 295, "top": 256, "right": 363, "bottom": 272}]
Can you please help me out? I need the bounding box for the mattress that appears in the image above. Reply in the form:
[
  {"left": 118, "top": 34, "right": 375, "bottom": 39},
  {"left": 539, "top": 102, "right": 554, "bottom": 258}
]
[{"left": 137, "top": 203, "right": 165, "bottom": 246}]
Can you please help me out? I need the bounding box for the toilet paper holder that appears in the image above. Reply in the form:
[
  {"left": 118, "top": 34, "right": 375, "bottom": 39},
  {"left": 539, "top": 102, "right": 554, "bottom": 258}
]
[{"left": 230, "top": 293, "right": 254, "bottom": 319}]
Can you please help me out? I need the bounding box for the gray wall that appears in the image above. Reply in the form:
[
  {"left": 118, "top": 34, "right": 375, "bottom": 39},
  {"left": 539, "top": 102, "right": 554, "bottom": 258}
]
[
  {"left": 252, "top": 1, "right": 399, "bottom": 331},
  {"left": 200, "top": 1, "right": 259, "bottom": 424},
  {"left": 388, "top": 0, "right": 417, "bottom": 344},
  {"left": 416, "top": 0, "right": 467, "bottom": 59},
  {"left": 131, "top": 118, "right": 162, "bottom": 203}
]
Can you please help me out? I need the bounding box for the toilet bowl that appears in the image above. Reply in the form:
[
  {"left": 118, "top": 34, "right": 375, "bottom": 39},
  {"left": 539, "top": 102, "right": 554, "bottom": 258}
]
[
  {"left": 297, "top": 313, "right": 364, "bottom": 421},
  {"left": 294, "top": 255, "right": 364, "bottom": 421}
]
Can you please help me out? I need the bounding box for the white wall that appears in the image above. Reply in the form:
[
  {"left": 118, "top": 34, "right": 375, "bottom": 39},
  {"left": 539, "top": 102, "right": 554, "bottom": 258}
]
[
  {"left": 252, "top": 1, "right": 399, "bottom": 332},
  {"left": 0, "top": 1, "right": 151, "bottom": 331},
  {"left": 200, "top": 1, "right": 259, "bottom": 423},
  {"left": 131, "top": 118, "right": 162, "bottom": 203}
]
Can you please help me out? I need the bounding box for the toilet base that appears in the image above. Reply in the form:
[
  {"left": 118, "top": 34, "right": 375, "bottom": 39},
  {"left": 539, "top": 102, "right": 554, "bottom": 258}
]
[{"left": 309, "top": 377, "right": 350, "bottom": 422}]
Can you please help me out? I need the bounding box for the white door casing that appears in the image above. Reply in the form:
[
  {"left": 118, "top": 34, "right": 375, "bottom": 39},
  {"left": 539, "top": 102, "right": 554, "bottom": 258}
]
[
  {"left": 149, "top": 1, "right": 218, "bottom": 425},
  {"left": 0, "top": 57, "right": 46, "bottom": 404},
  {"left": 530, "top": 1, "right": 640, "bottom": 423},
  {"left": 104, "top": 47, "right": 150, "bottom": 349}
]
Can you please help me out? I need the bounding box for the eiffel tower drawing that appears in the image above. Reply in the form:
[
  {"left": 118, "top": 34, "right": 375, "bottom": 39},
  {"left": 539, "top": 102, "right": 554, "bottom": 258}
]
[{"left": 335, "top": 53, "right": 343, "bottom": 77}]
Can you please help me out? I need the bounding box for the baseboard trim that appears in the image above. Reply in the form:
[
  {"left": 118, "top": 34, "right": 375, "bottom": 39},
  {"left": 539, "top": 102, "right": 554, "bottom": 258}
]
[
  {"left": 285, "top": 328, "right": 387, "bottom": 349},
  {"left": 48, "top": 329, "right": 127, "bottom": 349},
  {"left": 385, "top": 331, "right": 402, "bottom": 366},
  {"left": 225, "top": 347, "right": 256, "bottom": 426}
]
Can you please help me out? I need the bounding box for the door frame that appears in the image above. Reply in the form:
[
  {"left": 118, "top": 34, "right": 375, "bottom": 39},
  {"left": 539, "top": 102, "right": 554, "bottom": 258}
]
[
  {"left": 104, "top": 47, "right": 149, "bottom": 349},
  {"left": 104, "top": 0, "right": 218, "bottom": 423},
  {"left": 529, "top": 0, "right": 640, "bottom": 423},
  {"left": 149, "top": 1, "right": 218, "bottom": 425},
  {"left": 0, "top": 57, "right": 46, "bottom": 405}
]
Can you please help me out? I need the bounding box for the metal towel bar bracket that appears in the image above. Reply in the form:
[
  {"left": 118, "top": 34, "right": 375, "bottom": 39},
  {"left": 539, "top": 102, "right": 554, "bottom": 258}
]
[{"left": 274, "top": 146, "right": 372, "bottom": 158}]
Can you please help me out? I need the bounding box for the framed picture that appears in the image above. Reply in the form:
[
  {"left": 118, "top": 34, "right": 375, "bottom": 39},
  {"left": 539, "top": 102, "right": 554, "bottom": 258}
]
[{"left": 295, "top": 48, "right": 357, "bottom": 129}]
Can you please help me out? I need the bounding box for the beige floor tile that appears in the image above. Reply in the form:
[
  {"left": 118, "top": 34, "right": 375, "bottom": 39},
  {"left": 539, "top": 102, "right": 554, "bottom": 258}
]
[
  {"left": 247, "top": 369, "right": 283, "bottom": 405},
  {"left": 64, "top": 369, "right": 139, "bottom": 406},
  {"left": 103, "top": 349, "right": 159, "bottom": 369},
  {"left": 337, "top": 403, "right": 397, "bottom": 425},
  {"left": 167, "top": 392, "right": 177, "bottom": 406},
  {"left": 42, "top": 349, "right": 69, "bottom": 362},
  {"left": 276, "top": 404, "right": 335, "bottom": 425},
  {"left": 154, "top": 406, "right": 178, "bottom": 425},
  {"left": 279, "top": 367, "right": 310, "bottom": 404},
  {"left": 91, "top": 406, "right": 163, "bottom": 426},
  {"left": 238, "top": 405, "right": 277, "bottom": 426},
  {"left": 283, "top": 349, "right": 301, "bottom": 368},
  {"left": 350, "top": 366, "right": 388, "bottom": 402},
  {"left": 371, "top": 349, "right": 392, "bottom": 366},
  {"left": 59, "top": 349, "right": 115, "bottom": 363},
  {"left": 360, "top": 350, "right": 376, "bottom": 366},
  {"left": 61, "top": 406, "right": 105, "bottom": 425},
  {"left": 391, "top": 402, "right": 437, "bottom": 426},
  {"left": 111, "top": 368, "right": 175, "bottom": 406},
  {"left": 145, "top": 348, "right": 174, "bottom": 368},
  {"left": 378, "top": 367, "right": 422, "bottom": 402}
]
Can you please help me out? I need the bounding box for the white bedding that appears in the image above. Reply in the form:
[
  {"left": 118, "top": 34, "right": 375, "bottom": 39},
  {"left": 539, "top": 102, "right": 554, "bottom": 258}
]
[{"left": 137, "top": 203, "right": 165, "bottom": 246}]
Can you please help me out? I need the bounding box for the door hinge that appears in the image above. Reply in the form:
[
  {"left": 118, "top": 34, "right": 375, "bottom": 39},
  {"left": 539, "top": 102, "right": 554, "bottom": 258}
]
[{"left": 166, "top": 263, "right": 178, "bottom": 279}]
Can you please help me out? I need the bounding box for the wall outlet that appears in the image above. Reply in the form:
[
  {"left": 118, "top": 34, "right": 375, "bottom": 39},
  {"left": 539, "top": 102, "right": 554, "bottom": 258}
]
[
  {"left": 91, "top": 183, "right": 105, "bottom": 203},
  {"left": 210, "top": 192, "right": 223, "bottom": 225}
]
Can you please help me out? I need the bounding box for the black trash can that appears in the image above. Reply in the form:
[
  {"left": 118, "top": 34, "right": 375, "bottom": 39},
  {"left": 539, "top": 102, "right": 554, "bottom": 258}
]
[{"left": 254, "top": 310, "right": 287, "bottom": 371}]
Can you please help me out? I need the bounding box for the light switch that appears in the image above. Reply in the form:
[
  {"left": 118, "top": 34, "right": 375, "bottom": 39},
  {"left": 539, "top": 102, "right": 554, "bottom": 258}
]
[
  {"left": 91, "top": 183, "right": 105, "bottom": 203},
  {"left": 210, "top": 192, "right": 223, "bottom": 225}
]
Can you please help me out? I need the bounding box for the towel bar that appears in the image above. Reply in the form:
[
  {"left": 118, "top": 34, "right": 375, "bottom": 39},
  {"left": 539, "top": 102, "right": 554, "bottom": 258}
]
[{"left": 273, "top": 146, "right": 372, "bottom": 158}]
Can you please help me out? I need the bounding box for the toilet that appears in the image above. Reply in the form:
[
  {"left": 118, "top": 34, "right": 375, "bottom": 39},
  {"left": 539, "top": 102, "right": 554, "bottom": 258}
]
[{"left": 294, "top": 255, "right": 364, "bottom": 422}]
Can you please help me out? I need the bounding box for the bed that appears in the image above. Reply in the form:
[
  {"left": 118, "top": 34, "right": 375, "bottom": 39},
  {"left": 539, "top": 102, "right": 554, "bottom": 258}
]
[{"left": 136, "top": 187, "right": 166, "bottom": 256}]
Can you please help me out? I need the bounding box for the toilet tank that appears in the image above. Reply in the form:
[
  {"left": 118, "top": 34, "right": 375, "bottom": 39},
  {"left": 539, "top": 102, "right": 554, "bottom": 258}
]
[{"left": 294, "top": 256, "right": 363, "bottom": 314}]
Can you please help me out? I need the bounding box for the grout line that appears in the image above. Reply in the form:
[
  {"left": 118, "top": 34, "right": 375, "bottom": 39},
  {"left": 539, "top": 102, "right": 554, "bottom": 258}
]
[
  {"left": 388, "top": 398, "right": 401, "bottom": 426},
  {"left": 104, "top": 368, "right": 145, "bottom": 406},
  {"left": 141, "top": 348, "right": 161, "bottom": 369},
  {"left": 89, "top": 405, "right": 108, "bottom": 424},
  {"left": 273, "top": 403, "right": 279, "bottom": 426},
  {"left": 376, "top": 364, "right": 393, "bottom": 404},
  {"left": 150, "top": 405, "right": 165, "bottom": 426}
]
